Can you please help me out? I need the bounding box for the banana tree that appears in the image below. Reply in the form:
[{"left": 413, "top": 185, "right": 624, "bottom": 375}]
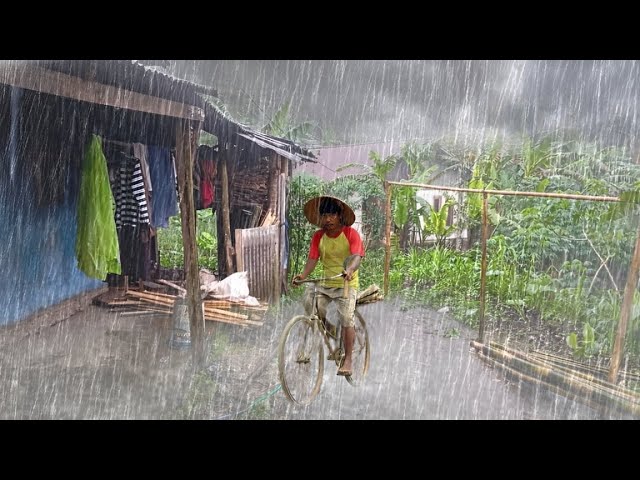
[
  {"left": 418, "top": 195, "right": 457, "bottom": 248},
  {"left": 262, "top": 101, "right": 317, "bottom": 145}
]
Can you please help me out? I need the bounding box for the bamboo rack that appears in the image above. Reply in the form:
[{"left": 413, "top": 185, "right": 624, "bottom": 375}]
[{"left": 382, "top": 180, "right": 637, "bottom": 385}]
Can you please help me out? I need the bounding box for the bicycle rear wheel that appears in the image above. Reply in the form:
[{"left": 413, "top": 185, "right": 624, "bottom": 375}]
[
  {"left": 346, "top": 310, "right": 370, "bottom": 387},
  {"left": 278, "top": 315, "right": 325, "bottom": 405}
]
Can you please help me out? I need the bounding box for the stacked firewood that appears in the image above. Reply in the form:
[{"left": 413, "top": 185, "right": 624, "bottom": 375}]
[
  {"left": 94, "top": 277, "right": 268, "bottom": 328},
  {"left": 356, "top": 284, "right": 384, "bottom": 305},
  {"left": 123, "top": 290, "right": 268, "bottom": 328}
]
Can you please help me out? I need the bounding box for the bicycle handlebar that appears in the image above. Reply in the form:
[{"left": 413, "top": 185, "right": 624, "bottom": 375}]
[{"left": 293, "top": 273, "right": 345, "bottom": 285}]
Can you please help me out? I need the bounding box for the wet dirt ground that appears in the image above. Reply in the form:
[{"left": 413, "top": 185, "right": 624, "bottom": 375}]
[{"left": 0, "top": 297, "right": 635, "bottom": 420}]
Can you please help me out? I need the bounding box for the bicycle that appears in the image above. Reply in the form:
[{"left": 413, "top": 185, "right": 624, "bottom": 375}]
[{"left": 277, "top": 273, "right": 371, "bottom": 405}]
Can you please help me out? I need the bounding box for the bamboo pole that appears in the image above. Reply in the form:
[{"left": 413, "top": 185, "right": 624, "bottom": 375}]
[
  {"left": 490, "top": 342, "right": 640, "bottom": 402},
  {"left": 478, "top": 192, "right": 488, "bottom": 343},
  {"left": 126, "top": 290, "right": 175, "bottom": 306},
  {"left": 203, "top": 307, "right": 248, "bottom": 320},
  {"left": 383, "top": 181, "right": 392, "bottom": 297},
  {"left": 471, "top": 341, "right": 640, "bottom": 416},
  {"left": 530, "top": 349, "right": 640, "bottom": 384},
  {"left": 386, "top": 181, "right": 620, "bottom": 203},
  {"left": 609, "top": 225, "right": 640, "bottom": 383},
  {"left": 156, "top": 279, "right": 187, "bottom": 296},
  {"left": 176, "top": 119, "right": 206, "bottom": 367},
  {"left": 474, "top": 349, "right": 631, "bottom": 417}
]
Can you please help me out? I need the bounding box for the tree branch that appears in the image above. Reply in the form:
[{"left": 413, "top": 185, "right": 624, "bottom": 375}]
[{"left": 583, "top": 226, "right": 619, "bottom": 292}]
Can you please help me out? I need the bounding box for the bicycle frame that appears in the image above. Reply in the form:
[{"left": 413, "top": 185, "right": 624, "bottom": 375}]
[
  {"left": 278, "top": 273, "right": 371, "bottom": 405},
  {"left": 294, "top": 274, "right": 348, "bottom": 366}
]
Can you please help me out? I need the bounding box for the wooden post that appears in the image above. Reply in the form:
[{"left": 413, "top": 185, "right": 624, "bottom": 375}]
[
  {"left": 220, "top": 146, "right": 234, "bottom": 278},
  {"left": 175, "top": 119, "right": 206, "bottom": 367},
  {"left": 383, "top": 181, "right": 392, "bottom": 296},
  {"left": 609, "top": 225, "right": 640, "bottom": 383},
  {"left": 280, "top": 156, "right": 289, "bottom": 295},
  {"left": 276, "top": 171, "right": 287, "bottom": 301},
  {"left": 477, "top": 192, "right": 489, "bottom": 343},
  {"left": 263, "top": 151, "right": 281, "bottom": 227},
  {"left": 271, "top": 173, "right": 281, "bottom": 303}
]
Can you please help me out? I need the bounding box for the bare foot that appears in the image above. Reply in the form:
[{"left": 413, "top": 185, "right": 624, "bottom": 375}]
[{"left": 337, "top": 362, "right": 352, "bottom": 376}]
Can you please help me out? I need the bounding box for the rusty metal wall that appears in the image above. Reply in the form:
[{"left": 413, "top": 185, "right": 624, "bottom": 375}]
[{"left": 235, "top": 225, "right": 279, "bottom": 302}]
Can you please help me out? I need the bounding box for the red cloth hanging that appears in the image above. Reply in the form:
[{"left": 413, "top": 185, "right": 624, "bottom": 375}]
[{"left": 200, "top": 157, "right": 216, "bottom": 209}]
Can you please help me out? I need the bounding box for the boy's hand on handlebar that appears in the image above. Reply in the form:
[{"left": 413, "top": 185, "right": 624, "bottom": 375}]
[{"left": 342, "top": 269, "right": 354, "bottom": 282}]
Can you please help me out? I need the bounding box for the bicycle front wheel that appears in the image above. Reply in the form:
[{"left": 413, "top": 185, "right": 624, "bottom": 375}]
[
  {"left": 346, "top": 310, "right": 370, "bottom": 387},
  {"left": 278, "top": 315, "right": 325, "bottom": 405}
]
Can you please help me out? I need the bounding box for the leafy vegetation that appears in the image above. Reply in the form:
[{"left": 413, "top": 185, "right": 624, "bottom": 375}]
[
  {"left": 284, "top": 134, "right": 640, "bottom": 365},
  {"left": 163, "top": 98, "right": 640, "bottom": 367},
  {"left": 156, "top": 208, "right": 218, "bottom": 272}
]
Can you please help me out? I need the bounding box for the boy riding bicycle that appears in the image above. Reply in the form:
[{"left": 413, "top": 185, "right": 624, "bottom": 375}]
[{"left": 292, "top": 196, "right": 365, "bottom": 377}]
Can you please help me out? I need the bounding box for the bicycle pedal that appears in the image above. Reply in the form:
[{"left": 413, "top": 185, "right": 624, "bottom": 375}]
[
  {"left": 296, "top": 354, "right": 311, "bottom": 364},
  {"left": 327, "top": 351, "right": 343, "bottom": 361}
]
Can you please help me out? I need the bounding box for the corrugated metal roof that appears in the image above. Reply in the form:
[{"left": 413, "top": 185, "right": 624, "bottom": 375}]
[
  {"left": 4, "top": 60, "right": 316, "bottom": 163},
  {"left": 24, "top": 59, "right": 217, "bottom": 108},
  {"left": 203, "top": 100, "right": 317, "bottom": 163}
]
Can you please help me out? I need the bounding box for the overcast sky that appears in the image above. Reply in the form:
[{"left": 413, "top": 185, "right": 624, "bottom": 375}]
[{"left": 168, "top": 60, "right": 640, "bottom": 151}]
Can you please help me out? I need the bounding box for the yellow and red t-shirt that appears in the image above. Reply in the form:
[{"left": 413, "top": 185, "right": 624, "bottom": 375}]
[{"left": 309, "top": 226, "right": 365, "bottom": 289}]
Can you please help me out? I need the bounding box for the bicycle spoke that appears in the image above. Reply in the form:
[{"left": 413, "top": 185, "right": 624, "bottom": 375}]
[{"left": 278, "top": 316, "right": 324, "bottom": 405}]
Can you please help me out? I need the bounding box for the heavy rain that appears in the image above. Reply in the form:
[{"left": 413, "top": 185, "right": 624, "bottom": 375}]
[{"left": 0, "top": 60, "right": 639, "bottom": 420}]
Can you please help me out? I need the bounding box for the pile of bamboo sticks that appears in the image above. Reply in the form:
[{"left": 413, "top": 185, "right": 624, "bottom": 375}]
[
  {"left": 471, "top": 340, "right": 640, "bottom": 417},
  {"left": 122, "top": 290, "right": 268, "bottom": 327}
]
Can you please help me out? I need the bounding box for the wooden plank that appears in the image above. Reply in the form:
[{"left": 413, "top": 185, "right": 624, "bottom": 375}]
[
  {"left": 156, "top": 278, "right": 187, "bottom": 296},
  {"left": 0, "top": 63, "right": 204, "bottom": 121},
  {"left": 203, "top": 301, "right": 232, "bottom": 308},
  {"left": 139, "top": 291, "right": 178, "bottom": 300},
  {"left": 126, "top": 290, "right": 174, "bottom": 304},
  {"left": 203, "top": 313, "right": 263, "bottom": 327},
  {"left": 119, "top": 310, "right": 171, "bottom": 317},
  {"left": 203, "top": 307, "right": 248, "bottom": 320},
  {"left": 142, "top": 280, "right": 166, "bottom": 290},
  {"left": 235, "top": 228, "right": 244, "bottom": 271},
  {"left": 204, "top": 315, "right": 248, "bottom": 327}
]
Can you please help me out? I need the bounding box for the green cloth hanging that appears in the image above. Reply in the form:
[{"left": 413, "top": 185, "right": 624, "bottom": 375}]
[{"left": 76, "top": 134, "right": 121, "bottom": 279}]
